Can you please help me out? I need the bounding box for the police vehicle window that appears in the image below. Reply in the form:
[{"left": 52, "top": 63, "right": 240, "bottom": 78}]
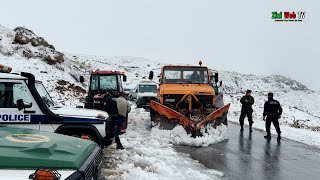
[
  {"left": 35, "top": 83, "right": 55, "bottom": 107},
  {"left": 0, "top": 82, "right": 32, "bottom": 108},
  {"left": 13, "top": 83, "right": 32, "bottom": 107},
  {"left": 0, "top": 83, "right": 5, "bottom": 108}
]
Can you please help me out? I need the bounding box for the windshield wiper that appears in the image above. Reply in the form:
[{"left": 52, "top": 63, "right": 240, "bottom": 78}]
[{"left": 42, "top": 96, "right": 55, "bottom": 107}]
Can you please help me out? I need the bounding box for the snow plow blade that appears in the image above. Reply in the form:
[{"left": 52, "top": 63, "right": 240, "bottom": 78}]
[{"left": 150, "top": 100, "right": 231, "bottom": 137}]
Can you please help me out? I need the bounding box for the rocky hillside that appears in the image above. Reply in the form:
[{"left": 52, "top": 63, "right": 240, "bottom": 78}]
[
  {"left": 0, "top": 24, "right": 319, "bottom": 132},
  {"left": 0, "top": 26, "right": 63, "bottom": 64}
]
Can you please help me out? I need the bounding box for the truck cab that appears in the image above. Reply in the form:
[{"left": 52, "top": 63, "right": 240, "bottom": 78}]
[
  {"left": 156, "top": 65, "right": 216, "bottom": 112},
  {"left": 148, "top": 62, "right": 230, "bottom": 136},
  {"left": 0, "top": 64, "right": 113, "bottom": 147}
]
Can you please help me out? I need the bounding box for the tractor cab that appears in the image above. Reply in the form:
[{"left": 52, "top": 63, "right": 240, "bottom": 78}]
[{"left": 81, "top": 70, "right": 127, "bottom": 110}]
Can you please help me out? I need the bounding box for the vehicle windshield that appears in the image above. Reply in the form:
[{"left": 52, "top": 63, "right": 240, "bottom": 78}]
[
  {"left": 162, "top": 67, "right": 209, "bottom": 84},
  {"left": 139, "top": 84, "right": 157, "bottom": 93},
  {"left": 35, "top": 82, "right": 56, "bottom": 107},
  {"left": 91, "top": 75, "right": 118, "bottom": 91}
]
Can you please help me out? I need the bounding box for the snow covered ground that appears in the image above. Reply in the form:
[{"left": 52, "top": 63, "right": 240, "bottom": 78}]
[
  {"left": 1, "top": 24, "right": 320, "bottom": 179},
  {"left": 102, "top": 105, "right": 225, "bottom": 180}
]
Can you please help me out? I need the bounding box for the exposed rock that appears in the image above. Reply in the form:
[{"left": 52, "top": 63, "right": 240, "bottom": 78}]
[
  {"left": 22, "top": 49, "right": 32, "bottom": 59},
  {"left": 47, "top": 44, "right": 55, "bottom": 50},
  {"left": 45, "top": 52, "right": 64, "bottom": 64},
  {"left": 37, "top": 37, "right": 49, "bottom": 47},
  {"left": 13, "top": 27, "right": 55, "bottom": 50},
  {"left": 14, "top": 33, "right": 30, "bottom": 44},
  {"left": 14, "top": 27, "right": 37, "bottom": 39},
  {"left": 56, "top": 80, "right": 86, "bottom": 99},
  {"left": 30, "top": 38, "right": 40, "bottom": 46}
]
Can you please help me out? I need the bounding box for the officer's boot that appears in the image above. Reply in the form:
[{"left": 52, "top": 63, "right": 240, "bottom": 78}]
[
  {"left": 277, "top": 134, "right": 281, "bottom": 141},
  {"left": 264, "top": 134, "right": 271, "bottom": 139},
  {"left": 264, "top": 132, "right": 271, "bottom": 139},
  {"left": 249, "top": 123, "right": 253, "bottom": 132},
  {"left": 240, "top": 125, "right": 244, "bottom": 132}
]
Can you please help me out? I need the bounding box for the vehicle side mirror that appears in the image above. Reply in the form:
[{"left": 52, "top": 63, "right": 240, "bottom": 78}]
[
  {"left": 149, "top": 71, "right": 154, "bottom": 80},
  {"left": 123, "top": 75, "right": 127, "bottom": 82},
  {"left": 214, "top": 72, "right": 219, "bottom": 83},
  {"left": 80, "top": 76, "right": 84, "bottom": 83},
  {"left": 220, "top": 80, "right": 223, "bottom": 86},
  {"left": 17, "top": 99, "right": 25, "bottom": 111}
]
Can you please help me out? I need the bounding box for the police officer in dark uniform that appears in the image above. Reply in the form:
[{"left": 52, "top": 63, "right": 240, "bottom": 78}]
[
  {"left": 263, "top": 92, "right": 283, "bottom": 141},
  {"left": 239, "top": 90, "right": 254, "bottom": 132}
]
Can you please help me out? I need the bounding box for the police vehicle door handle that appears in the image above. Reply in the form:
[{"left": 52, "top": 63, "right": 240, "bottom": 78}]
[{"left": 24, "top": 110, "right": 36, "bottom": 114}]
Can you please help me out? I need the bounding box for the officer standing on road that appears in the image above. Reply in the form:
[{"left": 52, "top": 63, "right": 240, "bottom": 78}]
[
  {"left": 263, "top": 92, "right": 283, "bottom": 141},
  {"left": 114, "top": 91, "right": 131, "bottom": 150},
  {"left": 239, "top": 90, "right": 255, "bottom": 132}
]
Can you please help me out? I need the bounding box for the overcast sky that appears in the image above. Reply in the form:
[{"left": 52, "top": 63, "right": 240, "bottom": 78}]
[{"left": 0, "top": 0, "right": 319, "bottom": 90}]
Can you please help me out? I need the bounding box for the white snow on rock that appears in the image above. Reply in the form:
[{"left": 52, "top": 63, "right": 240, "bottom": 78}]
[{"left": 103, "top": 106, "right": 224, "bottom": 180}]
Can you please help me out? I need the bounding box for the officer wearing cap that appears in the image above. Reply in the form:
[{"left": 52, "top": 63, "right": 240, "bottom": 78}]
[
  {"left": 239, "top": 89, "right": 255, "bottom": 132},
  {"left": 263, "top": 92, "right": 283, "bottom": 141}
]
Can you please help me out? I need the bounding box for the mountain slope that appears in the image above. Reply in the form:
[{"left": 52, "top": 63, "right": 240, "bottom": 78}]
[{"left": 1, "top": 25, "right": 319, "bottom": 132}]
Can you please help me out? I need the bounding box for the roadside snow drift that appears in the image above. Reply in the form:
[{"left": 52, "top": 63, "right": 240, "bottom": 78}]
[{"left": 103, "top": 106, "right": 225, "bottom": 180}]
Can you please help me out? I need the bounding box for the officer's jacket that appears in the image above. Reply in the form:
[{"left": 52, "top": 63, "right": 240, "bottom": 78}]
[
  {"left": 263, "top": 99, "right": 283, "bottom": 116},
  {"left": 240, "top": 95, "right": 254, "bottom": 112}
]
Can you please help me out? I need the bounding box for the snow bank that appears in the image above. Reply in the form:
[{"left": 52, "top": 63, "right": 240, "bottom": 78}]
[
  {"left": 103, "top": 106, "right": 224, "bottom": 180},
  {"left": 150, "top": 124, "right": 227, "bottom": 147}
]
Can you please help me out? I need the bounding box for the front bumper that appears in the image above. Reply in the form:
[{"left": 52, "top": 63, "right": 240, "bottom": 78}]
[{"left": 137, "top": 96, "right": 158, "bottom": 107}]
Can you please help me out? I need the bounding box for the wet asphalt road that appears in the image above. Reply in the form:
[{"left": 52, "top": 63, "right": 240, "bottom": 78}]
[{"left": 174, "top": 122, "right": 320, "bottom": 180}]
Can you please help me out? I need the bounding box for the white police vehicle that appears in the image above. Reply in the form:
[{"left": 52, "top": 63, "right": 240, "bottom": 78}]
[{"left": 0, "top": 64, "right": 113, "bottom": 147}]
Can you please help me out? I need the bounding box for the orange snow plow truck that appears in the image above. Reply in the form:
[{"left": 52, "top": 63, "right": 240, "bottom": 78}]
[{"left": 148, "top": 62, "right": 230, "bottom": 137}]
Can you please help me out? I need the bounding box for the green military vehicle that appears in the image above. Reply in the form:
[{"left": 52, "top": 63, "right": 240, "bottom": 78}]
[{"left": 0, "top": 125, "right": 104, "bottom": 180}]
